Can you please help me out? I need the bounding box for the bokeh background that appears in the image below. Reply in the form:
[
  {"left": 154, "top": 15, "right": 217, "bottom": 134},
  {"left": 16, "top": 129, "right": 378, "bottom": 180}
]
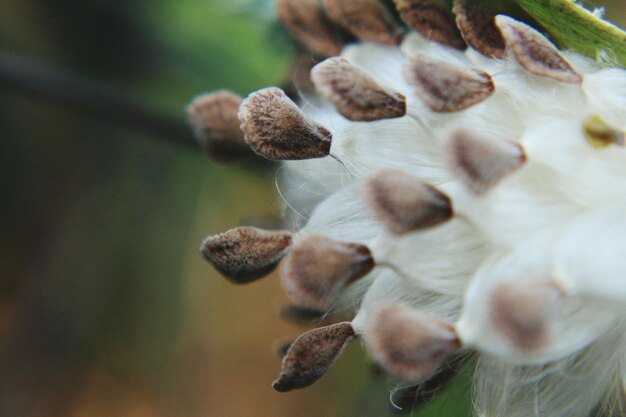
[{"left": 1, "top": 1, "right": 624, "bottom": 416}]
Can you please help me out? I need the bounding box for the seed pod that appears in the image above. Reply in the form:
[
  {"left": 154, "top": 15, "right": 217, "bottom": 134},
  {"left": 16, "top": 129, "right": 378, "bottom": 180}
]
[
  {"left": 311, "top": 57, "right": 406, "bottom": 122},
  {"left": 404, "top": 53, "right": 495, "bottom": 112},
  {"left": 238, "top": 87, "right": 332, "bottom": 160},
  {"left": 364, "top": 304, "right": 460, "bottom": 383},
  {"left": 393, "top": 0, "right": 465, "bottom": 49},
  {"left": 186, "top": 91, "right": 251, "bottom": 163},
  {"left": 200, "top": 227, "right": 292, "bottom": 284},
  {"left": 452, "top": 0, "right": 506, "bottom": 58},
  {"left": 322, "top": 0, "right": 403, "bottom": 45},
  {"left": 445, "top": 130, "right": 526, "bottom": 194},
  {"left": 362, "top": 169, "right": 453, "bottom": 234},
  {"left": 276, "top": 0, "right": 345, "bottom": 57},
  {"left": 273, "top": 322, "right": 355, "bottom": 392},
  {"left": 490, "top": 280, "right": 564, "bottom": 352},
  {"left": 280, "top": 235, "right": 375, "bottom": 310},
  {"left": 495, "top": 15, "right": 583, "bottom": 83}
]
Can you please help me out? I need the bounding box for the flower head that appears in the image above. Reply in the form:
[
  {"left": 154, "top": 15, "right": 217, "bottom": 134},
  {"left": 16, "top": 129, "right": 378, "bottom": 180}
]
[{"left": 190, "top": 1, "right": 626, "bottom": 416}]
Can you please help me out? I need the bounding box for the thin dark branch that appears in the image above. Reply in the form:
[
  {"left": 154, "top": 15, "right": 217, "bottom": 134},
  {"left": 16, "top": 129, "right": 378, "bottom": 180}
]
[{"left": 0, "top": 51, "right": 199, "bottom": 151}]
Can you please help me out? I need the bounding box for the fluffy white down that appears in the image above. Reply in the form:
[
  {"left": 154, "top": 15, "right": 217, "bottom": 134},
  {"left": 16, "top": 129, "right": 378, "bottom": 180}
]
[{"left": 276, "top": 25, "right": 626, "bottom": 417}]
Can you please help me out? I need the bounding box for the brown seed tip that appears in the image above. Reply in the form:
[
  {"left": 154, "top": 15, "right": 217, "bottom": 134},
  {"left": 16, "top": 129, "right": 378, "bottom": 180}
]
[
  {"left": 452, "top": 0, "right": 506, "bottom": 58},
  {"left": 364, "top": 304, "right": 460, "bottom": 383},
  {"left": 495, "top": 15, "right": 582, "bottom": 84},
  {"left": 238, "top": 87, "right": 332, "bottom": 161},
  {"left": 393, "top": 0, "right": 465, "bottom": 49},
  {"left": 272, "top": 322, "right": 355, "bottom": 392},
  {"left": 404, "top": 53, "right": 495, "bottom": 112},
  {"left": 322, "top": 0, "right": 403, "bottom": 45},
  {"left": 362, "top": 169, "right": 453, "bottom": 234},
  {"left": 200, "top": 227, "right": 292, "bottom": 284},
  {"left": 445, "top": 130, "right": 526, "bottom": 194},
  {"left": 311, "top": 57, "right": 406, "bottom": 122},
  {"left": 583, "top": 115, "right": 625, "bottom": 149},
  {"left": 280, "top": 235, "right": 375, "bottom": 311},
  {"left": 187, "top": 91, "right": 251, "bottom": 163},
  {"left": 276, "top": 0, "right": 344, "bottom": 57},
  {"left": 490, "top": 280, "right": 563, "bottom": 352}
]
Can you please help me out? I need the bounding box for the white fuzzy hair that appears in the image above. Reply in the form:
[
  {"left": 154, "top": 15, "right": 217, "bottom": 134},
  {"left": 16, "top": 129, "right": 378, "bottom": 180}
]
[{"left": 275, "top": 20, "right": 626, "bottom": 417}]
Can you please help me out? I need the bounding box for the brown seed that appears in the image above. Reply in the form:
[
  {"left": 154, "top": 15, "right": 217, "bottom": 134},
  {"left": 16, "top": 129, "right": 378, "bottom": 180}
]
[
  {"left": 490, "top": 281, "right": 563, "bottom": 352},
  {"left": 583, "top": 115, "right": 625, "bottom": 149},
  {"left": 311, "top": 57, "right": 406, "bottom": 122},
  {"left": 364, "top": 304, "right": 460, "bottom": 383},
  {"left": 186, "top": 91, "right": 251, "bottom": 163},
  {"left": 322, "top": 0, "right": 403, "bottom": 45},
  {"left": 362, "top": 169, "right": 453, "bottom": 234},
  {"left": 276, "top": 0, "right": 344, "bottom": 57},
  {"left": 393, "top": 0, "right": 465, "bottom": 49},
  {"left": 200, "top": 227, "right": 292, "bottom": 284},
  {"left": 238, "top": 87, "right": 332, "bottom": 161},
  {"left": 445, "top": 130, "right": 526, "bottom": 195},
  {"left": 452, "top": 0, "right": 506, "bottom": 58},
  {"left": 280, "top": 235, "right": 375, "bottom": 311},
  {"left": 404, "top": 53, "right": 495, "bottom": 112},
  {"left": 273, "top": 322, "right": 355, "bottom": 392},
  {"left": 495, "top": 15, "right": 582, "bottom": 83}
]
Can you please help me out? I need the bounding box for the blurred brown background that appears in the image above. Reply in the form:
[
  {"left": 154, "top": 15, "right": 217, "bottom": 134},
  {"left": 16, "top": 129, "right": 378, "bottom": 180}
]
[{"left": 0, "top": 1, "right": 624, "bottom": 416}]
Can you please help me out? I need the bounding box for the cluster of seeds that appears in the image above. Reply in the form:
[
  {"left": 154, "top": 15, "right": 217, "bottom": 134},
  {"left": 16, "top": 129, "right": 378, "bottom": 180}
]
[{"left": 188, "top": 1, "right": 626, "bottom": 416}]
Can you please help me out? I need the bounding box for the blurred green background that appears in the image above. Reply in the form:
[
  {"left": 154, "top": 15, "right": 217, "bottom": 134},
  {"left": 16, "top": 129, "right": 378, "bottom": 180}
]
[{"left": 0, "top": 1, "right": 624, "bottom": 416}]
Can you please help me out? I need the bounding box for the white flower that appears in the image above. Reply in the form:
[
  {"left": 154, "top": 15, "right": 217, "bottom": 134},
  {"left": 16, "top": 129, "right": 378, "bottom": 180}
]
[{"left": 191, "top": 1, "right": 626, "bottom": 416}]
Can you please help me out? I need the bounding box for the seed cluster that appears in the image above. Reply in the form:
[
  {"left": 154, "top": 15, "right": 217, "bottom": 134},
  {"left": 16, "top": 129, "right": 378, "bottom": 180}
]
[{"left": 189, "top": 1, "right": 626, "bottom": 416}]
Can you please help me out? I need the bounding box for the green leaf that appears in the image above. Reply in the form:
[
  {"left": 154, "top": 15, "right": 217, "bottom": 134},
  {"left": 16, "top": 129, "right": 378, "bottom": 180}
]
[{"left": 513, "top": 0, "right": 626, "bottom": 67}]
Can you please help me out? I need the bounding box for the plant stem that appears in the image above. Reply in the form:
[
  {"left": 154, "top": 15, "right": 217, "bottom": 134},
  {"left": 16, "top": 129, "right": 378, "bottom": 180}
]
[{"left": 0, "top": 51, "right": 199, "bottom": 151}]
